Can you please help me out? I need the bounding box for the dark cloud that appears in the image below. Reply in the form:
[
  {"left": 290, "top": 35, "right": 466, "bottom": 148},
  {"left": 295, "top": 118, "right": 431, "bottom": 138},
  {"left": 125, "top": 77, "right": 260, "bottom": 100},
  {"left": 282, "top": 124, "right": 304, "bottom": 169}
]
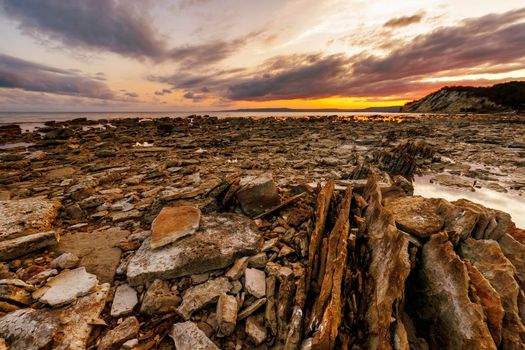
[
  {"left": 155, "top": 88, "right": 173, "bottom": 96},
  {"left": 221, "top": 7, "right": 525, "bottom": 101},
  {"left": 168, "top": 38, "right": 247, "bottom": 68},
  {"left": 383, "top": 12, "right": 425, "bottom": 28},
  {"left": 183, "top": 91, "right": 206, "bottom": 102},
  {"left": 0, "top": 53, "right": 116, "bottom": 99},
  {"left": 0, "top": 0, "right": 247, "bottom": 66},
  {"left": 1, "top": 0, "right": 167, "bottom": 59},
  {"left": 121, "top": 90, "right": 139, "bottom": 98}
]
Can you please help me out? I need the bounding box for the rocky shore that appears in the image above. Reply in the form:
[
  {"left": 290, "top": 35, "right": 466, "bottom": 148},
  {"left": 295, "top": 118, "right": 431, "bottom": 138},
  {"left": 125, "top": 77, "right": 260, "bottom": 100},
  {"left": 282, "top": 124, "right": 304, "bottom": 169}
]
[{"left": 0, "top": 113, "right": 524, "bottom": 349}]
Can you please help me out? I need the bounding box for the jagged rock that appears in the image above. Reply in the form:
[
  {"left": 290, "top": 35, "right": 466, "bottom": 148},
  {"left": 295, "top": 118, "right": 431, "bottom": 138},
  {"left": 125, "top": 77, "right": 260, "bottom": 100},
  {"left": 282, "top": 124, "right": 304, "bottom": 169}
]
[
  {"left": 127, "top": 213, "right": 261, "bottom": 285},
  {"left": 150, "top": 206, "right": 201, "bottom": 249},
  {"left": 225, "top": 257, "right": 249, "bottom": 280},
  {"left": 359, "top": 177, "right": 412, "bottom": 350},
  {"left": 170, "top": 321, "right": 219, "bottom": 350},
  {"left": 244, "top": 268, "right": 266, "bottom": 298},
  {"left": 0, "top": 231, "right": 59, "bottom": 261},
  {"left": 216, "top": 293, "right": 237, "bottom": 336},
  {"left": 246, "top": 315, "right": 267, "bottom": 345},
  {"left": 236, "top": 174, "right": 281, "bottom": 217},
  {"left": 453, "top": 199, "right": 511, "bottom": 240},
  {"left": 385, "top": 196, "right": 510, "bottom": 241},
  {"left": 33, "top": 267, "right": 98, "bottom": 306},
  {"left": 238, "top": 298, "right": 267, "bottom": 320},
  {"left": 140, "top": 279, "right": 181, "bottom": 315},
  {"left": 110, "top": 284, "right": 138, "bottom": 317},
  {"left": 50, "top": 252, "right": 80, "bottom": 270},
  {"left": 411, "top": 233, "right": 496, "bottom": 349},
  {"left": 52, "top": 282, "right": 110, "bottom": 350},
  {"left": 177, "top": 277, "right": 232, "bottom": 320},
  {"left": 498, "top": 233, "right": 525, "bottom": 289},
  {"left": 0, "top": 198, "right": 61, "bottom": 239},
  {"left": 265, "top": 275, "right": 277, "bottom": 336},
  {"left": 464, "top": 261, "right": 504, "bottom": 346},
  {"left": 459, "top": 238, "right": 525, "bottom": 349},
  {"left": 0, "top": 308, "right": 60, "bottom": 350},
  {"left": 97, "top": 316, "right": 139, "bottom": 350},
  {"left": 56, "top": 228, "right": 130, "bottom": 284},
  {"left": 0, "top": 282, "right": 32, "bottom": 306},
  {"left": 309, "top": 187, "right": 352, "bottom": 349}
]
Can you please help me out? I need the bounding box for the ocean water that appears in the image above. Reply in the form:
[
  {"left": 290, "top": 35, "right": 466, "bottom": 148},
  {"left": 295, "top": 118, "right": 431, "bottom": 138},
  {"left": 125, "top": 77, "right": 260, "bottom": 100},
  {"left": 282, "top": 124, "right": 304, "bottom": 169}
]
[{"left": 0, "top": 111, "right": 409, "bottom": 132}]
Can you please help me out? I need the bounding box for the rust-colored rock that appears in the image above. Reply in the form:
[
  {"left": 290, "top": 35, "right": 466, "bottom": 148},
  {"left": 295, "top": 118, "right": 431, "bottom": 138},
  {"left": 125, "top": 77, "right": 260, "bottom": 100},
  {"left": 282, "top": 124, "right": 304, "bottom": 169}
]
[{"left": 151, "top": 206, "right": 201, "bottom": 249}]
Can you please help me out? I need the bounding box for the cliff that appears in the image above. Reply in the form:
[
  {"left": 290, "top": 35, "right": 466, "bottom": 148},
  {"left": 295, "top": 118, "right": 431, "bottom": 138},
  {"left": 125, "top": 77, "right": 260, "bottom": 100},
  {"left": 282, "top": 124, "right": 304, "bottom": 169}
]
[{"left": 402, "top": 81, "right": 525, "bottom": 113}]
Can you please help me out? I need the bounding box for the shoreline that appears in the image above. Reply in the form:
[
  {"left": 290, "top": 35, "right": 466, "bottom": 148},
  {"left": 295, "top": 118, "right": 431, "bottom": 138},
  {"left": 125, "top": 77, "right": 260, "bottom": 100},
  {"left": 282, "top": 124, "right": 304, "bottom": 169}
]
[{"left": 1, "top": 113, "right": 525, "bottom": 348}]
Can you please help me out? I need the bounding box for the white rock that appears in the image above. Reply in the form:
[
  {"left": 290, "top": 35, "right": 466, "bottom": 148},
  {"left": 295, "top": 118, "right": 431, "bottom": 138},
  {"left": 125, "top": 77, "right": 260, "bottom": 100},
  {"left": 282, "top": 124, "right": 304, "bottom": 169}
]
[
  {"left": 33, "top": 267, "right": 98, "bottom": 306},
  {"left": 216, "top": 293, "right": 237, "bottom": 336},
  {"left": 245, "top": 315, "right": 267, "bottom": 345},
  {"left": 244, "top": 268, "right": 266, "bottom": 298},
  {"left": 110, "top": 284, "right": 138, "bottom": 317},
  {"left": 177, "top": 277, "right": 232, "bottom": 320},
  {"left": 170, "top": 321, "right": 219, "bottom": 350},
  {"left": 50, "top": 252, "right": 80, "bottom": 269}
]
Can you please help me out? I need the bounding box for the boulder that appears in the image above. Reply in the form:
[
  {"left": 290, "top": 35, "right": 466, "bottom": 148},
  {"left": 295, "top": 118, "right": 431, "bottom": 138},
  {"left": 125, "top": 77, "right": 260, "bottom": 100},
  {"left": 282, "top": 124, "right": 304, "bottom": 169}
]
[
  {"left": 50, "top": 253, "right": 80, "bottom": 270},
  {"left": 236, "top": 174, "right": 281, "bottom": 217},
  {"left": 150, "top": 206, "right": 201, "bottom": 249},
  {"left": 127, "top": 213, "right": 261, "bottom": 285}
]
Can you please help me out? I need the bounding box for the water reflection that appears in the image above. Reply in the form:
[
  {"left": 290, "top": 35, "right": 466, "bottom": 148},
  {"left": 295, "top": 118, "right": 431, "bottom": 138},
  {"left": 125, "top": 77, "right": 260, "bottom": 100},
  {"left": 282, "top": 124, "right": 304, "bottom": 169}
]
[{"left": 414, "top": 176, "right": 525, "bottom": 229}]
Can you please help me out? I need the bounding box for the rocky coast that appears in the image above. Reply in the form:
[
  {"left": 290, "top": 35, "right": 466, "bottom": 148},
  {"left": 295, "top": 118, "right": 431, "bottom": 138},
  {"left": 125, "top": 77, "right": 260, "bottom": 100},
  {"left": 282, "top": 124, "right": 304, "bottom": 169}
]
[{"left": 0, "top": 113, "right": 524, "bottom": 349}]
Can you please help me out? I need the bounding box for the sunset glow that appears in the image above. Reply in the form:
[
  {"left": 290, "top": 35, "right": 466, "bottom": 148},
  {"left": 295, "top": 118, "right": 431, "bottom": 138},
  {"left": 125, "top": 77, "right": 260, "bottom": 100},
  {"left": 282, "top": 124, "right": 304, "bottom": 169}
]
[{"left": 0, "top": 0, "right": 524, "bottom": 111}]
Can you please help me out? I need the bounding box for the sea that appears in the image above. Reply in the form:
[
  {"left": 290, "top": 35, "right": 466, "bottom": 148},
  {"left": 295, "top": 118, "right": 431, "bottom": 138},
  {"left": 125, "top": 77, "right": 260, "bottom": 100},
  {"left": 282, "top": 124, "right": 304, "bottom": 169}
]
[{"left": 0, "top": 111, "right": 408, "bottom": 132}]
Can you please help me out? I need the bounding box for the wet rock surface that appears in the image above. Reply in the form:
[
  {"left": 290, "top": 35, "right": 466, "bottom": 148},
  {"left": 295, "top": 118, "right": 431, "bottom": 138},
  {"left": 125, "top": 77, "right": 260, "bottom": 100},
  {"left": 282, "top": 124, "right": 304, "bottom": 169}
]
[{"left": 0, "top": 114, "right": 524, "bottom": 349}]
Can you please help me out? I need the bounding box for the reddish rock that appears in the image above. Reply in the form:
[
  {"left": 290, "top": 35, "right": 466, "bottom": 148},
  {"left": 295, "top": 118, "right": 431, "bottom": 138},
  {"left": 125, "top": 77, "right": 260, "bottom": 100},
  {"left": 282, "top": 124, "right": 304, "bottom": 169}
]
[{"left": 151, "top": 206, "right": 201, "bottom": 249}]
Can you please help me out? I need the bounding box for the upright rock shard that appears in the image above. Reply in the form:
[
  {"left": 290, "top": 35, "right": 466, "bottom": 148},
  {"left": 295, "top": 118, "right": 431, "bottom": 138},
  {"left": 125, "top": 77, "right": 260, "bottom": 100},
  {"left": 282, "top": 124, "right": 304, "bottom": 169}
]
[{"left": 411, "top": 233, "right": 496, "bottom": 350}]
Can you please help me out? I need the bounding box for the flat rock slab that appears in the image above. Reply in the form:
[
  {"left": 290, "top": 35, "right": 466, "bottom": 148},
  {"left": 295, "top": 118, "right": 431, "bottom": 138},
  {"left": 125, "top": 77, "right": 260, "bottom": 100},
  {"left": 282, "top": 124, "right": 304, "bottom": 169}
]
[
  {"left": 53, "top": 283, "right": 110, "bottom": 350},
  {"left": 56, "top": 228, "right": 130, "bottom": 284},
  {"left": 110, "top": 284, "right": 138, "bottom": 317},
  {"left": 0, "top": 308, "right": 60, "bottom": 350},
  {"left": 0, "top": 198, "right": 61, "bottom": 240},
  {"left": 170, "top": 321, "right": 219, "bottom": 350},
  {"left": 34, "top": 267, "right": 98, "bottom": 306},
  {"left": 151, "top": 206, "right": 201, "bottom": 249},
  {"left": 177, "top": 277, "right": 232, "bottom": 320},
  {"left": 0, "top": 231, "right": 59, "bottom": 261},
  {"left": 127, "top": 213, "right": 261, "bottom": 285}
]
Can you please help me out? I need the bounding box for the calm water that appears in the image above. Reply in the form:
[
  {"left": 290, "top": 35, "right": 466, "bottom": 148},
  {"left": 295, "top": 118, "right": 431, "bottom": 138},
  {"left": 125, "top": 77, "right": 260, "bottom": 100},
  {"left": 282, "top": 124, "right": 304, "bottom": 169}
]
[
  {"left": 414, "top": 176, "right": 525, "bottom": 229},
  {"left": 0, "top": 111, "right": 410, "bottom": 132}
]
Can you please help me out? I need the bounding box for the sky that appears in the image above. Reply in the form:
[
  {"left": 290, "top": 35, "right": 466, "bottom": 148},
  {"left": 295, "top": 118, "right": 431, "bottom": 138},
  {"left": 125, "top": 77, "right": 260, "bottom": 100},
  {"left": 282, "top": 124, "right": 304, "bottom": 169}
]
[{"left": 0, "top": 0, "right": 524, "bottom": 112}]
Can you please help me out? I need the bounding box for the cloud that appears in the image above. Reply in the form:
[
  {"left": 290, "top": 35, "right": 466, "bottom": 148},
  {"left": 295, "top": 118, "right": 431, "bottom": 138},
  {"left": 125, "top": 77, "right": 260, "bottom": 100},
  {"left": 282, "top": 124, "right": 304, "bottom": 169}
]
[
  {"left": 1, "top": 0, "right": 167, "bottom": 59},
  {"left": 0, "top": 53, "right": 116, "bottom": 99},
  {"left": 183, "top": 91, "right": 206, "bottom": 102},
  {"left": 155, "top": 88, "right": 173, "bottom": 96},
  {"left": 383, "top": 12, "right": 425, "bottom": 28},
  {"left": 0, "top": 0, "right": 247, "bottom": 66},
  {"left": 187, "top": 7, "right": 525, "bottom": 101},
  {"left": 121, "top": 90, "right": 139, "bottom": 98}
]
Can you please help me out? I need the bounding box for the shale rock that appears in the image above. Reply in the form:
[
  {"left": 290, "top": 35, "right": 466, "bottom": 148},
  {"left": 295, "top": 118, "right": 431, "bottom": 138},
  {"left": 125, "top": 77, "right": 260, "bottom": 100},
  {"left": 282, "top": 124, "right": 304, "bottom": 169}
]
[{"left": 127, "top": 213, "right": 261, "bottom": 285}]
